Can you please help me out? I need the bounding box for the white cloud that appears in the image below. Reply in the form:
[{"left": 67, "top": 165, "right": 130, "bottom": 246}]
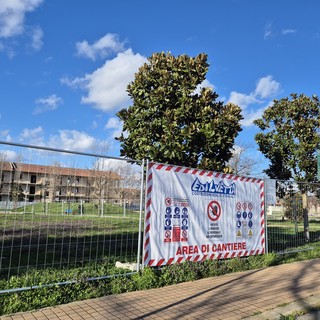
[
  {"left": 240, "top": 106, "right": 265, "bottom": 127},
  {"left": 228, "top": 92, "right": 260, "bottom": 109},
  {"left": 1, "top": 149, "right": 19, "bottom": 161},
  {"left": 17, "top": 127, "right": 108, "bottom": 153},
  {"left": 30, "top": 25, "right": 43, "bottom": 50},
  {"left": 96, "top": 158, "right": 141, "bottom": 178},
  {"left": 33, "top": 94, "right": 63, "bottom": 114},
  {"left": 264, "top": 21, "right": 273, "bottom": 39},
  {"left": 0, "top": 0, "right": 43, "bottom": 38},
  {"left": 48, "top": 130, "right": 104, "bottom": 152},
  {"left": 254, "top": 75, "right": 280, "bottom": 99},
  {"left": 105, "top": 117, "right": 120, "bottom": 129},
  {"left": 193, "top": 79, "right": 215, "bottom": 95},
  {"left": 228, "top": 75, "right": 280, "bottom": 127},
  {"left": 105, "top": 117, "right": 123, "bottom": 138},
  {"left": 91, "top": 120, "right": 98, "bottom": 129},
  {"left": 62, "top": 49, "right": 147, "bottom": 112},
  {"left": 0, "top": 130, "right": 12, "bottom": 142},
  {"left": 76, "top": 33, "right": 126, "bottom": 61},
  {"left": 282, "top": 29, "right": 296, "bottom": 35},
  {"left": 19, "top": 126, "right": 44, "bottom": 145}
]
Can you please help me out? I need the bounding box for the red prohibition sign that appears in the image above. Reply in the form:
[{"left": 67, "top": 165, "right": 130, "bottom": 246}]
[
  {"left": 207, "top": 200, "right": 222, "bottom": 221},
  {"left": 165, "top": 197, "right": 172, "bottom": 206}
]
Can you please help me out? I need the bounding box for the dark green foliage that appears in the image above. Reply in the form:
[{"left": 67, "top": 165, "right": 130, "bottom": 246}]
[
  {"left": 131, "top": 266, "right": 159, "bottom": 290},
  {"left": 110, "top": 276, "right": 135, "bottom": 294},
  {"left": 117, "top": 52, "right": 242, "bottom": 171},
  {"left": 254, "top": 93, "right": 320, "bottom": 182},
  {"left": 284, "top": 194, "right": 303, "bottom": 221}
]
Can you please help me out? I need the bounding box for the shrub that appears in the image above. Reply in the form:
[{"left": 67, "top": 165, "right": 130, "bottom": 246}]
[{"left": 132, "top": 267, "right": 159, "bottom": 290}]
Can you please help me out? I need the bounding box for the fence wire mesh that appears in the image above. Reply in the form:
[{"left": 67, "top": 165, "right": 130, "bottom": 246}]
[
  {"left": 266, "top": 179, "right": 320, "bottom": 253},
  {"left": 1, "top": 141, "right": 320, "bottom": 293},
  {"left": 0, "top": 142, "right": 144, "bottom": 290}
]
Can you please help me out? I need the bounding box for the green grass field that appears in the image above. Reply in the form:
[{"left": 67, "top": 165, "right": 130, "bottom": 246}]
[
  {"left": 0, "top": 202, "right": 142, "bottom": 281},
  {"left": 267, "top": 219, "right": 320, "bottom": 252},
  {"left": 1, "top": 204, "right": 320, "bottom": 291}
]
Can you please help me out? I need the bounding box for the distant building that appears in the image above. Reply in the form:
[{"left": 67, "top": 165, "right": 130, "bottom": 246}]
[{"left": 0, "top": 161, "right": 125, "bottom": 204}]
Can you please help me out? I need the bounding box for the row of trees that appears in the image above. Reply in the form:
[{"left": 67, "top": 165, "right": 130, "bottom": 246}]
[{"left": 116, "top": 52, "right": 320, "bottom": 184}]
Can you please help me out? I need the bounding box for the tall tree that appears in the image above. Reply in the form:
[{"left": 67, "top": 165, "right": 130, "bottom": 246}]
[
  {"left": 116, "top": 52, "right": 242, "bottom": 171},
  {"left": 254, "top": 93, "right": 320, "bottom": 182}
]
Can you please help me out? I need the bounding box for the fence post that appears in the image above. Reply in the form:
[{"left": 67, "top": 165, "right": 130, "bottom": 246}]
[
  {"left": 302, "top": 193, "right": 310, "bottom": 243},
  {"left": 264, "top": 178, "right": 269, "bottom": 255},
  {"left": 136, "top": 159, "right": 145, "bottom": 272}
]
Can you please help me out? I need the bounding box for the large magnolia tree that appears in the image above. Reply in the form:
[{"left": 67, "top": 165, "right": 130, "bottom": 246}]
[
  {"left": 116, "top": 52, "right": 242, "bottom": 171},
  {"left": 254, "top": 93, "right": 320, "bottom": 183}
]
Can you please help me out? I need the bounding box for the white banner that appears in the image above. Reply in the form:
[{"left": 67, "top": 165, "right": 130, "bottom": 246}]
[{"left": 144, "top": 162, "right": 265, "bottom": 267}]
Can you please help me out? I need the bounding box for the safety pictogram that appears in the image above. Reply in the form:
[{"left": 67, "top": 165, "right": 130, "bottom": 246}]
[
  {"left": 207, "top": 200, "right": 222, "bottom": 221},
  {"left": 165, "top": 197, "right": 172, "bottom": 206}
]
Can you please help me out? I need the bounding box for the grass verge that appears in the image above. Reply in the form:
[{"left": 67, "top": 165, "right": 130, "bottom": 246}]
[{"left": 1, "top": 248, "right": 320, "bottom": 316}]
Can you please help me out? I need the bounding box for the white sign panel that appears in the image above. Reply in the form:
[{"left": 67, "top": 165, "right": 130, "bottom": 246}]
[
  {"left": 144, "top": 162, "right": 265, "bottom": 267},
  {"left": 265, "top": 179, "right": 277, "bottom": 205}
]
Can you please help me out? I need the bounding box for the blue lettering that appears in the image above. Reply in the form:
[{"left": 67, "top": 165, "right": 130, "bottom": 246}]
[{"left": 191, "top": 178, "right": 236, "bottom": 196}]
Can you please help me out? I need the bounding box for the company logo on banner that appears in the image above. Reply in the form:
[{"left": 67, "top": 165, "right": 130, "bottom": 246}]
[
  {"left": 143, "top": 162, "right": 265, "bottom": 267},
  {"left": 191, "top": 178, "right": 236, "bottom": 197}
]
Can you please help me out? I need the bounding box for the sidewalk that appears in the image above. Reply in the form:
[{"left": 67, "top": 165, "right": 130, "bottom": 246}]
[{"left": 1, "top": 259, "right": 320, "bottom": 320}]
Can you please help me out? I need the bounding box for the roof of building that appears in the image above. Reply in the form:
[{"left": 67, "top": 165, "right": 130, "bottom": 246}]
[{"left": 1, "top": 162, "right": 121, "bottom": 180}]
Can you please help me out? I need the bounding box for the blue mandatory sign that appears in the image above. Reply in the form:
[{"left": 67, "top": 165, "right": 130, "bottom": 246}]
[
  {"left": 174, "top": 207, "right": 180, "bottom": 214},
  {"left": 248, "top": 220, "right": 253, "bottom": 228},
  {"left": 182, "top": 218, "right": 188, "bottom": 226},
  {"left": 237, "top": 220, "right": 241, "bottom": 228},
  {"left": 248, "top": 212, "right": 253, "bottom": 219},
  {"left": 236, "top": 211, "right": 241, "bottom": 219},
  {"left": 243, "top": 211, "right": 247, "bottom": 219},
  {"left": 166, "top": 207, "right": 172, "bottom": 214},
  {"left": 164, "top": 218, "right": 172, "bottom": 231}
]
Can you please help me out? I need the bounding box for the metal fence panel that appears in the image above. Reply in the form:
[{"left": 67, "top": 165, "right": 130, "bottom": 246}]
[
  {"left": 266, "top": 179, "right": 320, "bottom": 253},
  {"left": 0, "top": 141, "right": 144, "bottom": 291}
]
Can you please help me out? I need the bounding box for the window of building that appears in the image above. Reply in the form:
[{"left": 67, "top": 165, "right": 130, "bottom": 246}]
[{"left": 30, "top": 175, "right": 36, "bottom": 183}]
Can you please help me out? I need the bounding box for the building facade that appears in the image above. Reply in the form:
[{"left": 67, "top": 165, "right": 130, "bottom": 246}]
[{"left": 0, "top": 161, "right": 123, "bottom": 204}]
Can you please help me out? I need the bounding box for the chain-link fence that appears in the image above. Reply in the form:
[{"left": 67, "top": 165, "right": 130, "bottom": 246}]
[
  {"left": 266, "top": 179, "right": 320, "bottom": 253},
  {"left": 0, "top": 141, "right": 145, "bottom": 292}
]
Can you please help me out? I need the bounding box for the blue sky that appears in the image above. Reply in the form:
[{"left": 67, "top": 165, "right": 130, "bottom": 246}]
[{"left": 1, "top": 0, "right": 320, "bottom": 175}]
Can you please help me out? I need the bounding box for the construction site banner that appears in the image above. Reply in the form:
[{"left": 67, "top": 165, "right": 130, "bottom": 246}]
[{"left": 144, "top": 162, "right": 265, "bottom": 267}]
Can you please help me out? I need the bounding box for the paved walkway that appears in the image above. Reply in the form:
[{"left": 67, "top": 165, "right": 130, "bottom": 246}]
[{"left": 1, "top": 259, "right": 320, "bottom": 320}]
